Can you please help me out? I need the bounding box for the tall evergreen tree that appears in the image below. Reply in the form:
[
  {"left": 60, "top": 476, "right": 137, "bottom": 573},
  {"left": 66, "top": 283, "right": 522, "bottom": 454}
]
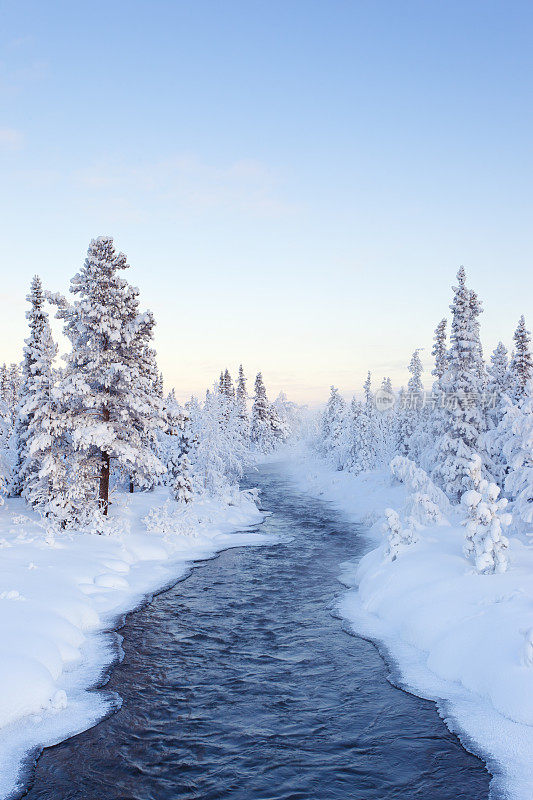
[
  {"left": 52, "top": 236, "right": 164, "bottom": 516},
  {"left": 432, "top": 267, "right": 488, "bottom": 501},
  {"left": 431, "top": 318, "right": 447, "bottom": 381},
  {"left": 510, "top": 315, "right": 532, "bottom": 401},
  {"left": 12, "top": 276, "right": 56, "bottom": 499},
  {"left": 407, "top": 349, "right": 424, "bottom": 404},
  {"left": 235, "top": 364, "right": 249, "bottom": 440},
  {"left": 251, "top": 372, "right": 273, "bottom": 452}
]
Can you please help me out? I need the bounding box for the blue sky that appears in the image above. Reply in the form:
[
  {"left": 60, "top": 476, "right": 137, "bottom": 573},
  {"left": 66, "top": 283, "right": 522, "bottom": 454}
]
[{"left": 0, "top": 0, "right": 532, "bottom": 403}]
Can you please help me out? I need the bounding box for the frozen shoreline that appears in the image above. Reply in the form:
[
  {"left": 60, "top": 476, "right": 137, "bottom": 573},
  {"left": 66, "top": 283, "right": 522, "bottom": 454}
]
[
  {"left": 280, "top": 447, "right": 533, "bottom": 800},
  {"left": 0, "top": 487, "right": 267, "bottom": 800}
]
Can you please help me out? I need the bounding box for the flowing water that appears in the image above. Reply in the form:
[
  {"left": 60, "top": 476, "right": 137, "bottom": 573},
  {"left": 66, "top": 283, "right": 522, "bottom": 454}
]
[{"left": 22, "top": 462, "right": 491, "bottom": 799}]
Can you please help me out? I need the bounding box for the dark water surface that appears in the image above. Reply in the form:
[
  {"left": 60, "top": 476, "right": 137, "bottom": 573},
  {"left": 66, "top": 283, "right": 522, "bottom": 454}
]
[{"left": 23, "top": 463, "right": 491, "bottom": 800}]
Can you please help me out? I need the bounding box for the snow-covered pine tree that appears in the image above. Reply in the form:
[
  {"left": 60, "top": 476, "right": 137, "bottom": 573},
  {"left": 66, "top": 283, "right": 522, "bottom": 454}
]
[
  {"left": 268, "top": 399, "right": 289, "bottom": 446},
  {"left": 481, "top": 341, "right": 513, "bottom": 486},
  {"left": 128, "top": 336, "right": 165, "bottom": 491},
  {"left": 12, "top": 275, "right": 56, "bottom": 499},
  {"left": 470, "top": 289, "right": 487, "bottom": 387},
  {"left": 381, "top": 376, "right": 393, "bottom": 394},
  {"left": 407, "top": 349, "right": 424, "bottom": 404},
  {"left": 251, "top": 372, "right": 273, "bottom": 453},
  {"left": 488, "top": 342, "right": 511, "bottom": 412},
  {"left": 431, "top": 319, "right": 447, "bottom": 381},
  {"left": 510, "top": 316, "right": 532, "bottom": 401},
  {"left": 190, "top": 388, "right": 230, "bottom": 497},
  {"left": 432, "top": 267, "right": 488, "bottom": 501},
  {"left": 19, "top": 323, "right": 62, "bottom": 510},
  {"left": 501, "top": 380, "right": 533, "bottom": 534},
  {"left": 321, "top": 386, "right": 347, "bottom": 466},
  {"left": 462, "top": 454, "right": 511, "bottom": 573},
  {"left": 235, "top": 364, "right": 250, "bottom": 441},
  {"left": 272, "top": 392, "right": 296, "bottom": 440},
  {"left": 363, "top": 371, "right": 373, "bottom": 409},
  {"left": 154, "top": 371, "right": 164, "bottom": 399},
  {"left": 377, "top": 377, "right": 398, "bottom": 464},
  {"left": 0, "top": 364, "right": 7, "bottom": 402},
  {"left": 221, "top": 369, "right": 235, "bottom": 399},
  {"left": 3, "top": 363, "right": 22, "bottom": 426},
  {"left": 164, "top": 392, "right": 193, "bottom": 504},
  {"left": 405, "top": 349, "right": 433, "bottom": 465},
  {"left": 350, "top": 373, "right": 378, "bottom": 473},
  {"left": 52, "top": 236, "right": 164, "bottom": 516},
  {"left": 396, "top": 352, "right": 423, "bottom": 459}
]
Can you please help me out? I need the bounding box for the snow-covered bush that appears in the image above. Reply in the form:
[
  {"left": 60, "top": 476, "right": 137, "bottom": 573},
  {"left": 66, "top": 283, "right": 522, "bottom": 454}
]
[
  {"left": 500, "top": 381, "right": 533, "bottom": 535},
  {"left": 143, "top": 501, "right": 197, "bottom": 538},
  {"left": 384, "top": 507, "right": 418, "bottom": 561},
  {"left": 404, "top": 491, "right": 447, "bottom": 527},
  {"left": 462, "top": 455, "right": 511, "bottom": 574},
  {"left": 390, "top": 456, "right": 452, "bottom": 517}
]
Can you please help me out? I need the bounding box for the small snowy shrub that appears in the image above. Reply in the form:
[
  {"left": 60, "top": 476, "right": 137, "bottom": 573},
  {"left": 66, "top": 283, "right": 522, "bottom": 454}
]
[
  {"left": 390, "top": 456, "right": 452, "bottom": 517},
  {"left": 384, "top": 508, "right": 418, "bottom": 561},
  {"left": 462, "top": 455, "right": 511, "bottom": 574},
  {"left": 143, "top": 501, "right": 197, "bottom": 538},
  {"left": 404, "top": 491, "right": 447, "bottom": 528}
]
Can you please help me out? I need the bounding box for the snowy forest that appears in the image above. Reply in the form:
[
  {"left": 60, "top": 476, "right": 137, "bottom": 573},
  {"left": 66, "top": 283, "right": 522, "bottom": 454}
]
[
  {"left": 319, "top": 266, "right": 532, "bottom": 574},
  {"left": 0, "top": 236, "right": 298, "bottom": 531},
  {"left": 1, "top": 240, "right": 532, "bottom": 800}
]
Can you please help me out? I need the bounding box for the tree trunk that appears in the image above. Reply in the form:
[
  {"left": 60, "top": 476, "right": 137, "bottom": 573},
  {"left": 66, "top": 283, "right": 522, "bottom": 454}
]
[
  {"left": 99, "top": 406, "right": 111, "bottom": 515},
  {"left": 129, "top": 477, "right": 134, "bottom": 493},
  {"left": 99, "top": 452, "right": 110, "bottom": 515}
]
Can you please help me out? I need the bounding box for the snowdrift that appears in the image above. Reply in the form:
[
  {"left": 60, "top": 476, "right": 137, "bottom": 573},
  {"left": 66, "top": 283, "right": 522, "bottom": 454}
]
[
  {"left": 0, "top": 487, "right": 266, "bottom": 800},
  {"left": 284, "top": 450, "right": 533, "bottom": 800}
]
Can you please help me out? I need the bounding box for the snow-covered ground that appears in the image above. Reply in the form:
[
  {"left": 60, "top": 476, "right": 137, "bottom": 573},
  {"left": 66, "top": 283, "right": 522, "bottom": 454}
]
[
  {"left": 281, "top": 446, "right": 533, "bottom": 800},
  {"left": 0, "top": 487, "right": 267, "bottom": 800}
]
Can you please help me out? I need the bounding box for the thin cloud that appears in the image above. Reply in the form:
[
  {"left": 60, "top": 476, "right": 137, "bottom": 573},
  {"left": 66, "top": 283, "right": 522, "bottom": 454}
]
[
  {"left": 0, "top": 128, "right": 24, "bottom": 150},
  {"left": 71, "top": 155, "right": 299, "bottom": 220}
]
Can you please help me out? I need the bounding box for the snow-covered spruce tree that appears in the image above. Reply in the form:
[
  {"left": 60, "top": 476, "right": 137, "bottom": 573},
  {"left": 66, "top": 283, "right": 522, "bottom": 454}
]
[
  {"left": 1, "top": 363, "right": 22, "bottom": 429},
  {"left": 350, "top": 373, "right": 378, "bottom": 473},
  {"left": 52, "top": 236, "right": 164, "bottom": 516},
  {"left": 407, "top": 349, "right": 424, "bottom": 402},
  {"left": 510, "top": 315, "right": 532, "bottom": 402},
  {"left": 163, "top": 392, "right": 193, "bottom": 504},
  {"left": 470, "top": 289, "right": 487, "bottom": 388},
  {"left": 480, "top": 342, "right": 513, "bottom": 486},
  {"left": 12, "top": 275, "right": 55, "bottom": 496},
  {"left": 251, "top": 372, "right": 274, "bottom": 453},
  {"left": 501, "top": 380, "right": 533, "bottom": 534},
  {"left": 220, "top": 368, "right": 235, "bottom": 399},
  {"left": 425, "top": 319, "right": 449, "bottom": 459},
  {"left": 12, "top": 276, "right": 59, "bottom": 505},
  {"left": 432, "top": 319, "right": 448, "bottom": 381},
  {"left": 432, "top": 267, "right": 488, "bottom": 501},
  {"left": 396, "top": 352, "right": 424, "bottom": 459},
  {"left": 321, "top": 386, "right": 347, "bottom": 467},
  {"left": 377, "top": 377, "right": 398, "bottom": 465},
  {"left": 154, "top": 371, "right": 164, "bottom": 399},
  {"left": 127, "top": 338, "right": 164, "bottom": 492},
  {"left": 462, "top": 454, "right": 511, "bottom": 574},
  {"left": 189, "top": 388, "right": 232, "bottom": 497},
  {"left": 272, "top": 392, "right": 296, "bottom": 440},
  {"left": 268, "top": 400, "right": 289, "bottom": 447},
  {"left": 488, "top": 342, "right": 511, "bottom": 418},
  {"left": 235, "top": 364, "right": 250, "bottom": 442},
  {"left": 0, "top": 364, "right": 7, "bottom": 401}
]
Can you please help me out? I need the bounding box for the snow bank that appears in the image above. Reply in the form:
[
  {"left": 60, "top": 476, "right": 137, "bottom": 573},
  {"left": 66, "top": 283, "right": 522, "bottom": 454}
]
[
  {"left": 0, "top": 487, "right": 266, "bottom": 800},
  {"left": 282, "top": 447, "right": 533, "bottom": 800}
]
